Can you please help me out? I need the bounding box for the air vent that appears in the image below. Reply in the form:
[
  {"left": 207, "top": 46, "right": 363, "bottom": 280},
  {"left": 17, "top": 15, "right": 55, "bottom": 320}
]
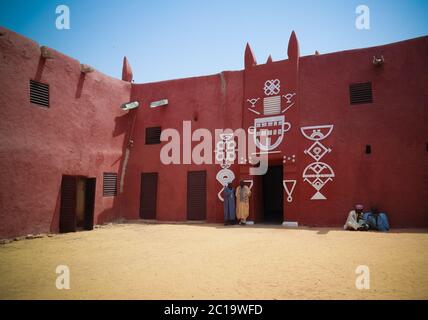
[
  {"left": 349, "top": 82, "right": 373, "bottom": 105},
  {"left": 103, "top": 172, "right": 117, "bottom": 197},
  {"left": 29, "top": 80, "right": 49, "bottom": 107},
  {"left": 365, "top": 145, "right": 372, "bottom": 154},
  {"left": 145, "top": 127, "right": 162, "bottom": 144}
]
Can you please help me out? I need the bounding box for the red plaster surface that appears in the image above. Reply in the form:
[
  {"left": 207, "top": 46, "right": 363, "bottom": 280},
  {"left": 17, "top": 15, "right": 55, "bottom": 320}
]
[{"left": 0, "top": 27, "right": 131, "bottom": 238}]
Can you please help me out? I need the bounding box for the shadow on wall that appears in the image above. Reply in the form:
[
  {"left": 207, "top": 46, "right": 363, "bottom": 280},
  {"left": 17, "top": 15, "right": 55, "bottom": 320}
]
[
  {"left": 35, "top": 56, "right": 46, "bottom": 82},
  {"left": 49, "top": 61, "right": 134, "bottom": 234},
  {"left": 113, "top": 112, "right": 131, "bottom": 137},
  {"left": 75, "top": 73, "right": 85, "bottom": 99},
  {"left": 95, "top": 96, "right": 136, "bottom": 226}
]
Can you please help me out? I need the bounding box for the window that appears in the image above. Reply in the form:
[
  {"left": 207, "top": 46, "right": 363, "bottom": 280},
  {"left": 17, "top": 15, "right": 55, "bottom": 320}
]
[
  {"left": 29, "top": 80, "right": 49, "bottom": 107},
  {"left": 145, "top": 126, "right": 162, "bottom": 144},
  {"left": 349, "top": 82, "right": 373, "bottom": 105},
  {"left": 103, "top": 173, "right": 117, "bottom": 197}
]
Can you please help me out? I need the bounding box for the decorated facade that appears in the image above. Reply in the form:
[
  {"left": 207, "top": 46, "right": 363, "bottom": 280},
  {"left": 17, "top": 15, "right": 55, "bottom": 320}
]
[{"left": 0, "top": 26, "right": 427, "bottom": 238}]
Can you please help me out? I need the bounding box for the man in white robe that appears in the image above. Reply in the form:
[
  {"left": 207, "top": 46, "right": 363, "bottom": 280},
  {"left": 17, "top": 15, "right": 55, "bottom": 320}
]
[{"left": 344, "top": 204, "right": 369, "bottom": 231}]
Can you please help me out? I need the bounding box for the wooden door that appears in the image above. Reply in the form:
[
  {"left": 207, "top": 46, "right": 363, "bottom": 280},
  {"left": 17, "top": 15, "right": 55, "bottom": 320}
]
[
  {"left": 140, "top": 173, "right": 158, "bottom": 219},
  {"left": 187, "top": 171, "right": 207, "bottom": 220}
]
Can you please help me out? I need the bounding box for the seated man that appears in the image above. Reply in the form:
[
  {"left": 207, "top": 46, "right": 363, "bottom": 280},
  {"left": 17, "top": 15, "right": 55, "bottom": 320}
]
[
  {"left": 362, "top": 206, "right": 378, "bottom": 230},
  {"left": 375, "top": 207, "right": 390, "bottom": 232},
  {"left": 363, "top": 206, "right": 390, "bottom": 231},
  {"left": 344, "top": 204, "right": 369, "bottom": 231}
]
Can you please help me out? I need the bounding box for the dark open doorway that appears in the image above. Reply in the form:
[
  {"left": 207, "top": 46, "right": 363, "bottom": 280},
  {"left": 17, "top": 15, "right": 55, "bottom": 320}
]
[
  {"left": 59, "top": 175, "right": 96, "bottom": 233},
  {"left": 262, "top": 165, "right": 284, "bottom": 223}
]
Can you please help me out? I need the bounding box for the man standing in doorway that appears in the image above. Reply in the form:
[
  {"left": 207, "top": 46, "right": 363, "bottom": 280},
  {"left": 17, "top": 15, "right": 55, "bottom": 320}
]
[{"left": 236, "top": 180, "right": 251, "bottom": 225}]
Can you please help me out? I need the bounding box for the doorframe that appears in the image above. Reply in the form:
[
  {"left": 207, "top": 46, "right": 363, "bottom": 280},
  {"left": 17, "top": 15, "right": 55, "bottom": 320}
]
[{"left": 59, "top": 175, "right": 96, "bottom": 233}]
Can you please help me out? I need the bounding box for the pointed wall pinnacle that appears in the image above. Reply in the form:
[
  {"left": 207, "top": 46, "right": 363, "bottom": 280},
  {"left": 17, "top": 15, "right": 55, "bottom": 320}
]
[
  {"left": 122, "top": 56, "right": 133, "bottom": 82},
  {"left": 266, "top": 55, "right": 273, "bottom": 64},
  {"left": 244, "top": 43, "right": 257, "bottom": 69},
  {"left": 287, "top": 31, "right": 300, "bottom": 63}
]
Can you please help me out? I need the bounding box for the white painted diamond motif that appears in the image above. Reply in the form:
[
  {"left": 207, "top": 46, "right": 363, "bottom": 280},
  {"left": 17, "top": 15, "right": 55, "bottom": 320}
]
[{"left": 304, "top": 141, "right": 331, "bottom": 161}]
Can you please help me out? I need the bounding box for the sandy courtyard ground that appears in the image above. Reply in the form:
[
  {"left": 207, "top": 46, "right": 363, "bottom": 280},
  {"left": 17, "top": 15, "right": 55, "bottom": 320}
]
[{"left": 0, "top": 222, "right": 427, "bottom": 300}]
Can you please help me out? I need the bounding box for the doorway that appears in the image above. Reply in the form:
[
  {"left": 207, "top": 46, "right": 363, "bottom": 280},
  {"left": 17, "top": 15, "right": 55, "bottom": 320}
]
[
  {"left": 262, "top": 165, "right": 284, "bottom": 223},
  {"left": 59, "top": 175, "right": 96, "bottom": 233}
]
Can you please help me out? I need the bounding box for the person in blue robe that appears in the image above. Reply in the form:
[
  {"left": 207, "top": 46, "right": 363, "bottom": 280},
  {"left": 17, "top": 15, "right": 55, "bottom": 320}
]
[
  {"left": 223, "top": 183, "right": 236, "bottom": 226},
  {"left": 364, "top": 207, "right": 390, "bottom": 231}
]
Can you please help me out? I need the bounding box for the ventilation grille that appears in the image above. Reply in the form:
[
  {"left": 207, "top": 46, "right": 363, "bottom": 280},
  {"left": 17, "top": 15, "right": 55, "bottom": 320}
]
[
  {"left": 30, "top": 80, "right": 49, "bottom": 107},
  {"left": 349, "top": 82, "right": 373, "bottom": 105},
  {"left": 103, "top": 173, "right": 117, "bottom": 197},
  {"left": 145, "top": 127, "right": 162, "bottom": 144}
]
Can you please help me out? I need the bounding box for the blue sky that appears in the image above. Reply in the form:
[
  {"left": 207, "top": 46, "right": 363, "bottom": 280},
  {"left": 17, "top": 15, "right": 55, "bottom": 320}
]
[{"left": 1, "top": 0, "right": 427, "bottom": 83}]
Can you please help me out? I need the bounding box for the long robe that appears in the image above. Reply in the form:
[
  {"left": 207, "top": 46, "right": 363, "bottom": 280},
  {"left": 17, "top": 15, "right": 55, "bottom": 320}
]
[
  {"left": 223, "top": 187, "right": 236, "bottom": 221},
  {"left": 236, "top": 185, "right": 251, "bottom": 221},
  {"left": 344, "top": 210, "right": 366, "bottom": 230}
]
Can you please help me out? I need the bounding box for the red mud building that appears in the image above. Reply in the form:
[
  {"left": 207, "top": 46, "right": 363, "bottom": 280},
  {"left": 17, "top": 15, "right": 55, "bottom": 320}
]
[{"left": 0, "top": 26, "right": 427, "bottom": 238}]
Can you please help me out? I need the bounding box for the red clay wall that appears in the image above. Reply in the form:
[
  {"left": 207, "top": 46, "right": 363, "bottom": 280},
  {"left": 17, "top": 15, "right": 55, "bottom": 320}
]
[
  {"left": 122, "top": 71, "right": 244, "bottom": 222},
  {"left": 0, "top": 27, "right": 131, "bottom": 238},
  {"left": 298, "top": 36, "right": 428, "bottom": 227},
  {"left": 124, "top": 35, "right": 428, "bottom": 228}
]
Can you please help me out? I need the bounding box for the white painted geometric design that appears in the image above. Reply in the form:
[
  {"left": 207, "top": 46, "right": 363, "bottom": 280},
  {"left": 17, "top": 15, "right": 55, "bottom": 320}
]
[
  {"left": 304, "top": 141, "right": 331, "bottom": 161},
  {"left": 300, "top": 125, "right": 334, "bottom": 141},
  {"left": 216, "top": 168, "right": 235, "bottom": 201},
  {"left": 247, "top": 98, "right": 260, "bottom": 108},
  {"left": 302, "top": 162, "right": 335, "bottom": 200},
  {"left": 248, "top": 108, "right": 260, "bottom": 115},
  {"left": 263, "top": 96, "right": 281, "bottom": 115},
  {"left": 283, "top": 180, "right": 297, "bottom": 203},
  {"left": 264, "top": 79, "right": 280, "bottom": 96},
  {"left": 215, "top": 133, "right": 236, "bottom": 202},
  {"left": 301, "top": 124, "right": 335, "bottom": 200},
  {"left": 251, "top": 115, "right": 291, "bottom": 151},
  {"left": 281, "top": 92, "right": 296, "bottom": 113},
  {"left": 282, "top": 93, "right": 296, "bottom": 104}
]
